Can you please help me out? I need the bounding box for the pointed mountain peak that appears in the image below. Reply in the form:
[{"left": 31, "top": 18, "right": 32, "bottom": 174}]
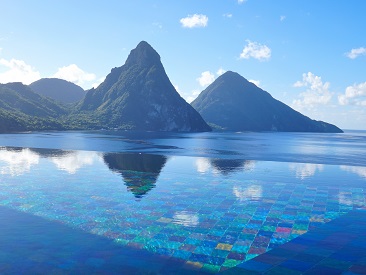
[
  {"left": 207, "top": 71, "right": 259, "bottom": 95},
  {"left": 219, "top": 71, "right": 250, "bottom": 83},
  {"left": 125, "top": 41, "right": 161, "bottom": 67},
  {"left": 78, "top": 40, "right": 211, "bottom": 132},
  {"left": 221, "top": 70, "right": 241, "bottom": 78}
]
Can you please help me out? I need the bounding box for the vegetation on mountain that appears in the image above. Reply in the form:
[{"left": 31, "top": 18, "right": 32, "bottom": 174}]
[{"left": 0, "top": 83, "right": 67, "bottom": 132}]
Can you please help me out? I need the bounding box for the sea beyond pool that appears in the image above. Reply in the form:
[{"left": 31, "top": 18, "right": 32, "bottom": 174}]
[{"left": 0, "top": 130, "right": 365, "bottom": 273}]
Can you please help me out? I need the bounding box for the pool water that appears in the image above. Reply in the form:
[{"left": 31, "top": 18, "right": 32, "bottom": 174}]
[{"left": 0, "top": 142, "right": 365, "bottom": 273}]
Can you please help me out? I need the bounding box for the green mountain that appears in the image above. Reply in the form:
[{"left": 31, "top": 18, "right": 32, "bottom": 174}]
[
  {"left": 0, "top": 108, "right": 28, "bottom": 133},
  {"left": 0, "top": 83, "right": 67, "bottom": 132},
  {"left": 191, "top": 71, "right": 343, "bottom": 133},
  {"left": 77, "top": 41, "right": 211, "bottom": 132},
  {"left": 0, "top": 82, "right": 67, "bottom": 117},
  {"left": 30, "top": 78, "right": 85, "bottom": 104}
]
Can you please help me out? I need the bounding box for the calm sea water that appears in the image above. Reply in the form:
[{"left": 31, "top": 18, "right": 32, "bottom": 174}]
[{"left": 0, "top": 130, "right": 365, "bottom": 273}]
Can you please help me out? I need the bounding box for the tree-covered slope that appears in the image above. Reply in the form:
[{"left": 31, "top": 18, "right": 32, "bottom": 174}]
[
  {"left": 0, "top": 82, "right": 67, "bottom": 117},
  {"left": 0, "top": 83, "right": 67, "bottom": 132}
]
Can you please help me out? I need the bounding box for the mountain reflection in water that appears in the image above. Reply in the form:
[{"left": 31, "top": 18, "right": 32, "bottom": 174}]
[
  {"left": 2, "top": 145, "right": 366, "bottom": 202},
  {"left": 210, "top": 159, "right": 255, "bottom": 175},
  {"left": 103, "top": 153, "right": 167, "bottom": 198}
]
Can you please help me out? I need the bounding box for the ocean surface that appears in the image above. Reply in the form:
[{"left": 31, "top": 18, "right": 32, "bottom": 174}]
[{"left": 0, "top": 130, "right": 365, "bottom": 273}]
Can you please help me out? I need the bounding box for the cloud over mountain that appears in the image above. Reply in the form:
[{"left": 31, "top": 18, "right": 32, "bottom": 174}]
[
  {"left": 0, "top": 58, "right": 41, "bottom": 84},
  {"left": 52, "top": 64, "right": 96, "bottom": 88}
]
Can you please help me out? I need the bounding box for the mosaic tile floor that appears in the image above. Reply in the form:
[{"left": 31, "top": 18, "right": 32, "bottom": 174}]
[
  {"left": 224, "top": 209, "right": 366, "bottom": 274},
  {"left": 0, "top": 148, "right": 366, "bottom": 273}
]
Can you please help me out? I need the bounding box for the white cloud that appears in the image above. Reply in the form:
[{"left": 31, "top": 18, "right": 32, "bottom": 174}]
[
  {"left": 174, "top": 85, "right": 200, "bottom": 103},
  {"left": 177, "top": 67, "right": 225, "bottom": 103},
  {"left": 233, "top": 185, "right": 262, "bottom": 202},
  {"left": 186, "top": 89, "right": 200, "bottom": 103},
  {"left": 340, "top": 165, "right": 366, "bottom": 179},
  {"left": 292, "top": 72, "right": 332, "bottom": 110},
  {"left": 249, "top": 79, "right": 261, "bottom": 87},
  {"left": 92, "top": 77, "right": 106, "bottom": 89},
  {"left": 196, "top": 157, "right": 211, "bottom": 173},
  {"left": 223, "top": 13, "right": 233, "bottom": 18},
  {"left": 53, "top": 64, "right": 96, "bottom": 87},
  {"left": 197, "top": 71, "right": 215, "bottom": 87},
  {"left": 338, "top": 191, "right": 353, "bottom": 206},
  {"left": 216, "top": 68, "right": 226, "bottom": 76},
  {"left": 0, "top": 148, "right": 40, "bottom": 176},
  {"left": 196, "top": 68, "right": 226, "bottom": 88},
  {"left": 338, "top": 82, "right": 366, "bottom": 106},
  {"left": 280, "top": 15, "right": 286, "bottom": 21},
  {"left": 239, "top": 40, "right": 271, "bottom": 61},
  {"left": 289, "top": 163, "right": 324, "bottom": 179},
  {"left": 51, "top": 151, "right": 101, "bottom": 174},
  {"left": 174, "top": 84, "right": 182, "bottom": 95},
  {"left": 345, "top": 47, "right": 366, "bottom": 59},
  {"left": 180, "top": 14, "right": 208, "bottom": 28},
  {"left": 0, "top": 58, "right": 41, "bottom": 84},
  {"left": 238, "top": 0, "right": 247, "bottom": 4},
  {"left": 173, "top": 211, "right": 199, "bottom": 227}
]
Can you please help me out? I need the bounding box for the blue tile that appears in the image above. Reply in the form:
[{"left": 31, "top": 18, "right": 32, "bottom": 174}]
[
  {"left": 280, "top": 259, "right": 313, "bottom": 271},
  {"left": 237, "top": 260, "right": 272, "bottom": 272}
]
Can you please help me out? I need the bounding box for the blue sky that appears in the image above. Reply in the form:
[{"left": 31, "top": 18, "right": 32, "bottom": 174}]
[{"left": 0, "top": 0, "right": 365, "bottom": 130}]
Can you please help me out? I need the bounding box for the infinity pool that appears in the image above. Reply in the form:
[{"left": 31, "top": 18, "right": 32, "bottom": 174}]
[{"left": 0, "top": 144, "right": 365, "bottom": 273}]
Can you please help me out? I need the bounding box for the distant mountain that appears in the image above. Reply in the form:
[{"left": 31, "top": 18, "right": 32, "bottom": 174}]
[
  {"left": 78, "top": 41, "right": 211, "bottom": 132},
  {"left": 30, "top": 78, "right": 85, "bottom": 104},
  {"left": 191, "top": 71, "right": 343, "bottom": 133},
  {"left": 0, "top": 82, "right": 67, "bottom": 132}
]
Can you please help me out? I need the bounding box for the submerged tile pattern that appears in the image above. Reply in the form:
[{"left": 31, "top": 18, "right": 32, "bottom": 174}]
[
  {"left": 0, "top": 149, "right": 366, "bottom": 273},
  {"left": 226, "top": 209, "right": 366, "bottom": 274}
]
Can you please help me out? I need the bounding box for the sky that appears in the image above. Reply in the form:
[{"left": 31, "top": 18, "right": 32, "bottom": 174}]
[{"left": 0, "top": 0, "right": 365, "bottom": 130}]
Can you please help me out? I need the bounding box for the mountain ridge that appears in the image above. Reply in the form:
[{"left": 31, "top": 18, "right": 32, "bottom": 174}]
[{"left": 0, "top": 42, "right": 343, "bottom": 133}]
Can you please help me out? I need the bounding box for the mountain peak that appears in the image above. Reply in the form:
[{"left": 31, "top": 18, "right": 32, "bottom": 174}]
[
  {"left": 78, "top": 41, "right": 211, "bottom": 132},
  {"left": 125, "top": 41, "right": 161, "bottom": 67},
  {"left": 221, "top": 70, "right": 241, "bottom": 78},
  {"left": 219, "top": 71, "right": 250, "bottom": 84}
]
